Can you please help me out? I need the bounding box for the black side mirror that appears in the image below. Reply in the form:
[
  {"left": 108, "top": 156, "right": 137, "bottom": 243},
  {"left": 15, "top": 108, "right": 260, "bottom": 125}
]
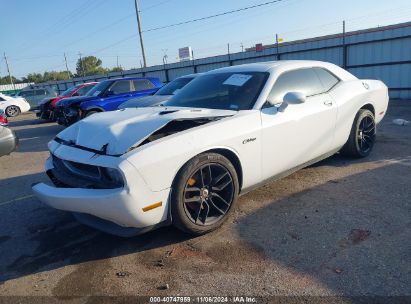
[{"left": 104, "top": 91, "right": 115, "bottom": 97}]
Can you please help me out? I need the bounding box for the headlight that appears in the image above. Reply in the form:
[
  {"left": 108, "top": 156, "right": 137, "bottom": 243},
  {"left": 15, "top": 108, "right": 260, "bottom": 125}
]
[{"left": 103, "top": 167, "right": 123, "bottom": 185}]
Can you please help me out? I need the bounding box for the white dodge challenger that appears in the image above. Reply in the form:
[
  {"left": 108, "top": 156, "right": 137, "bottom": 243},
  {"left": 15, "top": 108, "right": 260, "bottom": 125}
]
[{"left": 32, "top": 61, "right": 388, "bottom": 236}]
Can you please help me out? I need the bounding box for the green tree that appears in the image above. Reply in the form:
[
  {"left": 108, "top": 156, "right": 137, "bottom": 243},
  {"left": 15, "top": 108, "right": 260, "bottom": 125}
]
[
  {"left": 110, "top": 67, "right": 124, "bottom": 73},
  {"left": 76, "top": 56, "right": 108, "bottom": 77},
  {"left": 43, "top": 71, "right": 73, "bottom": 81},
  {"left": 0, "top": 76, "right": 23, "bottom": 85},
  {"left": 23, "top": 73, "right": 44, "bottom": 83}
]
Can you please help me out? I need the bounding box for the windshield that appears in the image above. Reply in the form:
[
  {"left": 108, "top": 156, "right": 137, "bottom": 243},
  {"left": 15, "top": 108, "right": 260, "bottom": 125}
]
[
  {"left": 156, "top": 77, "right": 194, "bottom": 96},
  {"left": 86, "top": 80, "right": 113, "bottom": 97},
  {"left": 163, "top": 72, "right": 268, "bottom": 110},
  {"left": 60, "top": 85, "right": 79, "bottom": 96}
]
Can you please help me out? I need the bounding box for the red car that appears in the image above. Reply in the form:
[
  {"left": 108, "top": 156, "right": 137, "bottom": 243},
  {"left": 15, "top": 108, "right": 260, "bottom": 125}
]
[
  {"left": 36, "top": 82, "right": 97, "bottom": 120},
  {"left": 0, "top": 110, "right": 8, "bottom": 126}
]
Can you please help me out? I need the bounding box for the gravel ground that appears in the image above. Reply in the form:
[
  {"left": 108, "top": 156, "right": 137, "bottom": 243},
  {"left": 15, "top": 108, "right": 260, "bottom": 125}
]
[{"left": 0, "top": 101, "right": 410, "bottom": 302}]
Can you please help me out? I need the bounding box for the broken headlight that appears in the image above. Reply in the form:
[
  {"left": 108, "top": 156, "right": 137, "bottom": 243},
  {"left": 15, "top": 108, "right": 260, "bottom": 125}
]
[{"left": 103, "top": 167, "right": 124, "bottom": 185}]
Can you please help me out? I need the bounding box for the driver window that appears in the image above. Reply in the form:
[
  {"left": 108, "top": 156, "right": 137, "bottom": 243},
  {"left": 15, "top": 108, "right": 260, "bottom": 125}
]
[
  {"left": 108, "top": 80, "right": 131, "bottom": 95},
  {"left": 268, "top": 68, "right": 324, "bottom": 104}
]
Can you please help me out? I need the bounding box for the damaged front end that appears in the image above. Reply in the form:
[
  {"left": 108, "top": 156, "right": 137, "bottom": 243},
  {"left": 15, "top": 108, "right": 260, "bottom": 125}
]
[
  {"left": 47, "top": 153, "right": 124, "bottom": 189},
  {"left": 53, "top": 107, "right": 235, "bottom": 157},
  {"left": 129, "top": 116, "right": 226, "bottom": 152}
]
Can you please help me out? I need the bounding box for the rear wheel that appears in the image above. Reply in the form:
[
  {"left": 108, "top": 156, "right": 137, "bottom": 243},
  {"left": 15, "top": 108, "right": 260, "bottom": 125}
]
[
  {"left": 5, "top": 105, "right": 21, "bottom": 117},
  {"left": 171, "top": 152, "right": 239, "bottom": 235},
  {"left": 341, "top": 109, "right": 376, "bottom": 158}
]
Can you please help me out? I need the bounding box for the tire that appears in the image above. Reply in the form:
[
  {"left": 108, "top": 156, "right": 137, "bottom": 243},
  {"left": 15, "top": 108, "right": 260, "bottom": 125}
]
[
  {"left": 5, "top": 105, "right": 21, "bottom": 117},
  {"left": 85, "top": 110, "right": 100, "bottom": 118},
  {"left": 341, "top": 109, "right": 376, "bottom": 158},
  {"left": 171, "top": 152, "right": 239, "bottom": 235}
]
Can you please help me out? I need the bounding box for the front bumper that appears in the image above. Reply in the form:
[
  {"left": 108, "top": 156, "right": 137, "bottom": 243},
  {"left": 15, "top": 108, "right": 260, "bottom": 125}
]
[
  {"left": 54, "top": 106, "right": 79, "bottom": 126},
  {"left": 32, "top": 142, "right": 171, "bottom": 233}
]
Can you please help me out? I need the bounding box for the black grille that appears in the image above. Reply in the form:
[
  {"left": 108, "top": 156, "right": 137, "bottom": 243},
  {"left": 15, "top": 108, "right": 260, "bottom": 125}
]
[{"left": 49, "top": 155, "right": 123, "bottom": 189}]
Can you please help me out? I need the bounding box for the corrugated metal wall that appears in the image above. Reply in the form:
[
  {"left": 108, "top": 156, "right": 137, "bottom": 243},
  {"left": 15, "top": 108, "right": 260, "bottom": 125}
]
[{"left": 34, "top": 21, "right": 411, "bottom": 99}]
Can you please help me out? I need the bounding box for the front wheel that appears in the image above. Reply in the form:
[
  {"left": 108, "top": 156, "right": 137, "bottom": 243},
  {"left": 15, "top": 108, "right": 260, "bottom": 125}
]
[
  {"left": 341, "top": 109, "right": 376, "bottom": 158},
  {"left": 171, "top": 153, "right": 239, "bottom": 235},
  {"left": 5, "top": 105, "right": 21, "bottom": 117},
  {"left": 84, "top": 110, "right": 100, "bottom": 118}
]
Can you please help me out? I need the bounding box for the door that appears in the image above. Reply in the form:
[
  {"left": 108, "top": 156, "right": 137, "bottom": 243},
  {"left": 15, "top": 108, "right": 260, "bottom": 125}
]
[
  {"left": 102, "top": 80, "right": 133, "bottom": 111},
  {"left": 260, "top": 68, "right": 338, "bottom": 180}
]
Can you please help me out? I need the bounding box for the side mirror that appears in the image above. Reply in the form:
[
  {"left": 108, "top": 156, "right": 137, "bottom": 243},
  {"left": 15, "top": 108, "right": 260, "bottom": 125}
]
[
  {"left": 72, "top": 92, "right": 79, "bottom": 97},
  {"left": 104, "top": 90, "right": 115, "bottom": 97},
  {"left": 278, "top": 92, "right": 306, "bottom": 112}
]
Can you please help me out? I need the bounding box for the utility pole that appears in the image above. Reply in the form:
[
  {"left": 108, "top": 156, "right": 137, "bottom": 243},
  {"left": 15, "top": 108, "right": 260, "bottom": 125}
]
[
  {"left": 276, "top": 34, "right": 280, "bottom": 58},
  {"left": 134, "top": 0, "right": 147, "bottom": 67},
  {"left": 240, "top": 43, "right": 244, "bottom": 52},
  {"left": 117, "top": 55, "right": 120, "bottom": 68},
  {"left": 64, "top": 53, "right": 71, "bottom": 79},
  {"left": 3, "top": 52, "right": 15, "bottom": 91},
  {"left": 78, "top": 52, "right": 84, "bottom": 77},
  {"left": 342, "top": 20, "right": 347, "bottom": 69}
]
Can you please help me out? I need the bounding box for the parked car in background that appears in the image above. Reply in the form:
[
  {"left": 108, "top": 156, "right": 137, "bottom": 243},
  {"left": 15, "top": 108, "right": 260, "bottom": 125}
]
[
  {"left": 119, "top": 74, "right": 201, "bottom": 109},
  {"left": 55, "top": 77, "right": 162, "bottom": 126},
  {"left": 32, "top": 60, "right": 388, "bottom": 237},
  {"left": 0, "top": 125, "right": 18, "bottom": 157},
  {"left": 0, "top": 93, "right": 31, "bottom": 117},
  {"left": 0, "top": 109, "right": 8, "bottom": 126},
  {"left": 15, "top": 87, "right": 57, "bottom": 108},
  {"left": 36, "top": 82, "right": 97, "bottom": 120}
]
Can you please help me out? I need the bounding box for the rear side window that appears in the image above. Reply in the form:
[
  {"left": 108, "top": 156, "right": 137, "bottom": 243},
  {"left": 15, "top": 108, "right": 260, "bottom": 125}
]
[
  {"left": 133, "top": 79, "right": 155, "bottom": 91},
  {"left": 108, "top": 80, "right": 132, "bottom": 95},
  {"left": 19, "top": 91, "right": 32, "bottom": 97},
  {"left": 314, "top": 68, "right": 339, "bottom": 91},
  {"left": 77, "top": 85, "right": 94, "bottom": 96},
  {"left": 35, "top": 89, "right": 47, "bottom": 95},
  {"left": 0, "top": 97, "right": 5, "bottom": 101},
  {"left": 268, "top": 68, "right": 324, "bottom": 103}
]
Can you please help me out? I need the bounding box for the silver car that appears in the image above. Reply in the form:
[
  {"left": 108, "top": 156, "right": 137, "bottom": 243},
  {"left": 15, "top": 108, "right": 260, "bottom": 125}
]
[
  {"left": 118, "top": 74, "right": 202, "bottom": 109},
  {"left": 0, "top": 125, "right": 18, "bottom": 157}
]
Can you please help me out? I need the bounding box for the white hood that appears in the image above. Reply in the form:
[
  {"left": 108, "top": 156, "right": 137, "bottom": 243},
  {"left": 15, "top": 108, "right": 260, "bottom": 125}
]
[{"left": 56, "top": 107, "right": 236, "bottom": 156}]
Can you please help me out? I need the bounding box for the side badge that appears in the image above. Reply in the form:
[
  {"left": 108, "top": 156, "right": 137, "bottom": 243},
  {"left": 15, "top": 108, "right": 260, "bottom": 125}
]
[{"left": 243, "top": 138, "right": 256, "bottom": 144}]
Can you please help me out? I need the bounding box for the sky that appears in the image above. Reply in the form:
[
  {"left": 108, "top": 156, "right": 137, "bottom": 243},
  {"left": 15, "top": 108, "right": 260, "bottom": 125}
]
[{"left": 1, "top": 0, "right": 411, "bottom": 79}]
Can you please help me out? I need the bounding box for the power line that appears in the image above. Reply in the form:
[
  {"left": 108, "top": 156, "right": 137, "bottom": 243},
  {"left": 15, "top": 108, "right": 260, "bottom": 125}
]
[
  {"left": 143, "top": 0, "right": 286, "bottom": 32},
  {"left": 141, "top": 0, "right": 174, "bottom": 11}
]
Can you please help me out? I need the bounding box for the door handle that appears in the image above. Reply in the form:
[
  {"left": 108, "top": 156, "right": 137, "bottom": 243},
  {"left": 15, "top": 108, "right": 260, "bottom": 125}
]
[{"left": 323, "top": 100, "right": 333, "bottom": 106}]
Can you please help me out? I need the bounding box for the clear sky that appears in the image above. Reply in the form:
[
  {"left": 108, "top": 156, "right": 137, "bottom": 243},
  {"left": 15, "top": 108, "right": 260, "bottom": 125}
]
[{"left": 1, "top": 0, "right": 410, "bottom": 78}]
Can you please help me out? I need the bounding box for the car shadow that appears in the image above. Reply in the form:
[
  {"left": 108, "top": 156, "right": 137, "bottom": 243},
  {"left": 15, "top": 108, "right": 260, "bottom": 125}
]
[{"left": 235, "top": 159, "right": 411, "bottom": 296}]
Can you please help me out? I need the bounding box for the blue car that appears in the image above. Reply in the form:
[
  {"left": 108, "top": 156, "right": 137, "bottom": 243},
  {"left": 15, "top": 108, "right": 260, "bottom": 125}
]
[{"left": 55, "top": 77, "right": 162, "bottom": 126}]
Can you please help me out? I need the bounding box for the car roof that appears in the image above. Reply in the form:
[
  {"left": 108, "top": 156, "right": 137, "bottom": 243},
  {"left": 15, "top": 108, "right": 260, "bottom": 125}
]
[
  {"left": 104, "top": 76, "right": 160, "bottom": 81},
  {"left": 206, "top": 60, "right": 356, "bottom": 80},
  {"left": 179, "top": 73, "right": 204, "bottom": 79}
]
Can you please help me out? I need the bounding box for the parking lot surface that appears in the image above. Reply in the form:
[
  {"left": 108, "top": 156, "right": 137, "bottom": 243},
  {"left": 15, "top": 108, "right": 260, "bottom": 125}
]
[{"left": 0, "top": 101, "right": 410, "bottom": 300}]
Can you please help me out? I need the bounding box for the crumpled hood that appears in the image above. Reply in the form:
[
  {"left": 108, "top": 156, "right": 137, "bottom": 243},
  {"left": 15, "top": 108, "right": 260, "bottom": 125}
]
[
  {"left": 38, "top": 97, "right": 54, "bottom": 106},
  {"left": 59, "top": 96, "right": 96, "bottom": 107},
  {"left": 56, "top": 107, "right": 236, "bottom": 156},
  {"left": 118, "top": 95, "right": 171, "bottom": 109}
]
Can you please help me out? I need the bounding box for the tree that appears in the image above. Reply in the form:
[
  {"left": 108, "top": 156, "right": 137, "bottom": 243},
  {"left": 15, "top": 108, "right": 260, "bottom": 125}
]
[
  {"left": 0, "top": 76, "right": 22, "bottom": 85},
  {"left": 23, "top": 73, "right": 43, "bottom": 83},
  {"left": 22, "top": 71, "right": 73, "bottom": 84},
  {"left": 110, "top": 67, "right": 124, "bottom": 73},
  {"left": 76, "top": 56, "right": 108, "bottom": 77}
]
